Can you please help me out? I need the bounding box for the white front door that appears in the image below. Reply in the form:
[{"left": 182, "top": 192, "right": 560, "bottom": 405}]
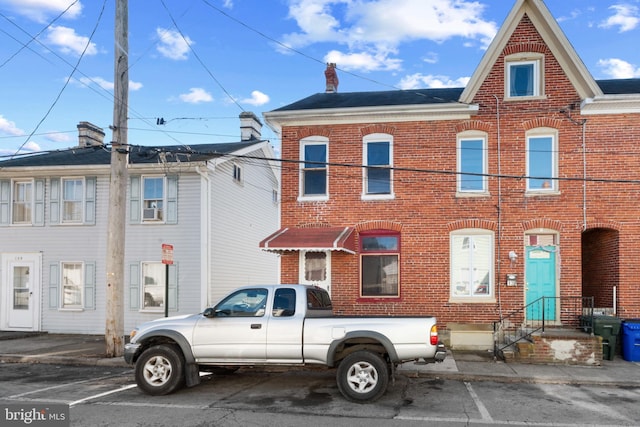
[{"left": 2, "top": 253, "right": 41, "bottom": 331}]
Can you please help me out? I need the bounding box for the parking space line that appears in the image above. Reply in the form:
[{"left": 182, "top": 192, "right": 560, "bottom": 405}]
[
  {"left": 464, "top": 381, "right": 493, "bottom": 422},
  {"left": 6, "top": 374, "right": 128, "bottom": 400},
  {"left": 69, "top": 384, "right": 138, "bottom": 407}
]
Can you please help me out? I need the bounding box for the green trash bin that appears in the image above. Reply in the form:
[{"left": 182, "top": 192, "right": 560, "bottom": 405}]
[{"left": 591, "top": 315, "right": 622, "bottom": 361}]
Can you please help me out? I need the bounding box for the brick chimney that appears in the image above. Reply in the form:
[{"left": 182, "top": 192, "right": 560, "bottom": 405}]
[
  {"left": 325, "top": 63, "right": 339, "bottom": 93},
  {"left": 77, "top": 121, "right": 105, "bottom": 147},
  {"left": 240, "top": 112, "right": 262, "bottom": 141}
]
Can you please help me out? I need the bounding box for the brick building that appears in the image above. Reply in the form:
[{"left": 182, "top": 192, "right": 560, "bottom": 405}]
[{"left": 260, "top": 0, "right": 640, "bottom": 347}]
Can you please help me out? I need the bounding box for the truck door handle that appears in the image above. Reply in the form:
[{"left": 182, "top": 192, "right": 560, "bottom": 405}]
[{"left": 251, "top": 324, "right": 262, "bottom": 329}]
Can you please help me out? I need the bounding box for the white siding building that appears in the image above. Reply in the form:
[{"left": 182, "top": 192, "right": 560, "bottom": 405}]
[{"left": 0, "top": 114, "right": 280, "bottom": 334}]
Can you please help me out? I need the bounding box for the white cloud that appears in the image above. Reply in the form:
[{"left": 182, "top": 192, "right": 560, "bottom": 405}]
[
  {"left": 0, "top": 115, "right": 25, "bottom": 136},
  {"left": 325, "top": 49, "right": 402, "bottom": 72},
  {"left": 179, "top": 88, "right": 213, "bottom": 104},
  {"left": 597, "top": 58, "right": 640, "bottom": 78},
  {"left": 156, "top": 28, "right": 193, "bottom": 60},
  {"left": 240, "top": 90, "right": 270, "bottom": 106},
  {"left": 281, "top": 0, "right": 497, "bottom": 72},
  {"left": 21, "top": 141, "right": 42, "bottom": 152},
  {"left": 398, "top": 73, "right": 469, "bottom": 90},
  {"left": 45, "top": 25, "right": 97, "bottom": 56},
  {"left": 0, "top": 0, "right": 82, "bottom": 23},
  {"left": 599, "top": 4, "right": 640, "bottom": 32},
  {"left": 44, "top": 131, "right": 72, "bottom": 143},
  {"left": 75, "top": 76, "right": 143, "bottom": 91}
]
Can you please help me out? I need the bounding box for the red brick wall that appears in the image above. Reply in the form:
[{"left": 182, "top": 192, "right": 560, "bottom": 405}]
[{"left": 276, "top": 15, "right": 640, "bottom": 325}]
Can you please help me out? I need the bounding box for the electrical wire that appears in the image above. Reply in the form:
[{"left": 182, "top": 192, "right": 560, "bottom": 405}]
[
  {"left": 159, "top": 0, "right": 245, "bottom": 112},
  {"left": 9, "top": 0, "right": 109, "bottom": 160},
  {"left": 0, "top": 0, "right": 80, "bottom": 68}
]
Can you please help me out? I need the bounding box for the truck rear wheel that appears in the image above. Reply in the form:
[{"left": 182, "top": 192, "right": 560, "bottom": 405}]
[
  {"left": 135, "top": 344, "right": 185, "bottom": 396},
  {"left": 336, "top": 350, "right": 389, "bottom": 402}
]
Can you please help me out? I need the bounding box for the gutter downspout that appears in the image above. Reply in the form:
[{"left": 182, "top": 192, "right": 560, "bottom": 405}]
[
  {"left": 582, "top": 120, "right": 587, "bottom": 230},
  {"left": 494, "top": 95, "right": 503, "bottom": 320},
  {"left": 196, "top": 165, "right": 210, "bottom": 309}
]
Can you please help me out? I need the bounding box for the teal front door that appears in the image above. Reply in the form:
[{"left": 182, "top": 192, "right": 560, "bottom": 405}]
[{"left": 525, "top": 246, "right": 557, "bottom": 321}]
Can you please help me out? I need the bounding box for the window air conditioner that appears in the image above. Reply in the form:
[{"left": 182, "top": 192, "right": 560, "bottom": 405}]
[{"left": 143, "top": 208, "right": 160, "bottom": 220}]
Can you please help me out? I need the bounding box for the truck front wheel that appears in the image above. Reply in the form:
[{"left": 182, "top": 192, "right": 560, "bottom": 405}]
[
  {"left": 336, "top": 350, "right": 389, "bottom": 402},
  {"left": 135, "top": 344, "right": 185, "bottom": 396}
]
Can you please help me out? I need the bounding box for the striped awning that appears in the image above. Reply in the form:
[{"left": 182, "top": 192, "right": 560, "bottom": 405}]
[{"left": 259, "top": 226, "right": 356, "bottom": 254}]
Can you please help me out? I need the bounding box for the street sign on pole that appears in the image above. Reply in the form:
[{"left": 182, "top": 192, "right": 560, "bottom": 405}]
[
  {"left": 162, "top": 244, "right": 173, "bottom": 317},
  {"left": 162, "top": 244, "right": 174, "bottom": 265}
]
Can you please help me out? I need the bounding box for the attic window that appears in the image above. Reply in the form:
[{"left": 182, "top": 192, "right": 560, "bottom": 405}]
[
  {"left": 233, "top": 163, "right": 243, "bottom": 184},
  {"left": 505, "top": 53, "right": 544, "bottom": 99}
]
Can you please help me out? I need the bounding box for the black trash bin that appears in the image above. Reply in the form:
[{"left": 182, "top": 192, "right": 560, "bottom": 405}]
[{"left": 581, "top": 315, "right": 621, "bottom": 361}]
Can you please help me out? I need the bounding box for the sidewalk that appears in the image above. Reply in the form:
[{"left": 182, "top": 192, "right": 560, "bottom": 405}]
[{"left": 1, "top": 331, "right": 639, "bottom": 387}]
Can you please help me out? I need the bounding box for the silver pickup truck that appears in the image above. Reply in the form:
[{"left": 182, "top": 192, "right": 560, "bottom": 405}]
[{"left": 124, "top": 284, "right": 446, "bottom": 402}]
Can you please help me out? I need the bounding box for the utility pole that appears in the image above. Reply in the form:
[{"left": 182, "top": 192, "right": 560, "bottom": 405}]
[{"left": 105, "top": 0, "right": 128, "bottom": 357}]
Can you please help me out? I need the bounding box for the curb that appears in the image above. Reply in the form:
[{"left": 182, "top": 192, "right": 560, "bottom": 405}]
[{"left": 0, "top": 355, "right": 130, "bottom": 368}]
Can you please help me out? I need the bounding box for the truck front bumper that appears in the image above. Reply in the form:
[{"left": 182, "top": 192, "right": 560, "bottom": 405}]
[{"left": 123, "top": 343, "right": 141, "bottom": 365}]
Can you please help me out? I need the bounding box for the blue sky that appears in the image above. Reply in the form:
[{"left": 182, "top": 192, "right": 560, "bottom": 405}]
[{"left": 0, "top": 0, "right": 639, "bottom": 157}]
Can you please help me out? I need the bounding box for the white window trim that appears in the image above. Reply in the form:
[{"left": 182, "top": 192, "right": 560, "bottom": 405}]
[
  {"left": 141, "top": 175, "right": 166, "bottom": 223},
  {"left": 60, "top": 261, "right": 84, "bottom": 310},
  {"left": 60, "top": 177, "right": 85, "bottom": 224},
  {"left": 140, "top": 261, "right": 165, "bottom": 313},
  {"left": 362, "top": 133, "right": 394, "bottom": 200},
  {"left": 456, "top": 131, "right": 488, "bottom": 195},
  {"left": 449, "top": 229, "right": 495, "bottom": 303},
  {"left": 526, "top": 127, "right": 559, "bottom": 194},
  {"left": 299, "top": 136, "right": 329, "bottom": 202},
  {"left": 11, "top": 179, "right": 34, "bottom": 225},
  {"left": 505, "top": 53, "right": 545, "bottom": 100}
]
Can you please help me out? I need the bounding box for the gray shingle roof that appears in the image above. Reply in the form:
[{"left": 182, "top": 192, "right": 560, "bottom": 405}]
[
  {"left": 0, "top": 141, "right": 263, "bottom": 168},
  {"left": 272, "top": 88, "right": 465, "bottom": 111},
  {"left": 272, "top": 79, "right": 640, "bottom": 112},
  {"left": 596, "top": 78, "right": 640, "bottom": 95}
]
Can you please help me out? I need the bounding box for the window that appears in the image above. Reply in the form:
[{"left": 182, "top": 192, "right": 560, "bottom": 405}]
[
  {"left": 457, "top": 133, "right": 487, "bottom": 193},
  {"left": 233, "top": 163, "right": 243, "bottom": 183},
  {"left": 142, "top": 176, "right": 164, "bottom": 221},
  {"left": 304, "top": 252, "right": 326, "bottom": 281},
  {"left": 300, "top": 137, "right": 328, "bottom": 199},
  {"left": 62, "top": 178, "right": 84, "bottom": 222},
  {"left": 526, "top": 129, "right": 557, "bottom": 192},
  {"left": 360, "top": 231, "right": 400, "bottom": 297},
  {"left": 214, "top": 288, "right": 268, "bottom": 317},
  {"left": 273, "top": 288, "right": 296, "bottom": 317},
  {"left": 12, "top": 180, "right": 32, "bottom": 224},
  {"left": 299, "top": 251, "right": 331, "bottom": 295},
  {"left": 142, "top": 262, "right": 165, "bottom": 310},
  {"left": 130, "top": 175, "right": 177, "bottom": 224},
  {"left": 363, "top": 134, "right": 393, "bottom": 198},
  {"left": 506, "top": 54, "right": 543, "bottom": 99},
  {"left": 62, "top": 262, "right": 83, "bottom": 309},
  {"left": 450, "top": 230, "right": 493, "bottom": 299}
]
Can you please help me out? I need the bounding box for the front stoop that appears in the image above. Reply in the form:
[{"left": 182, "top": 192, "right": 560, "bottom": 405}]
[{"left": 509, "top": 330, "right": 603, "bottom": 366}]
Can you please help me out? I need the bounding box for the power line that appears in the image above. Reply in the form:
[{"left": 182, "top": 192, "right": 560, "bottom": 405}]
[
  {"left": 0, "top": 0, "right": 79, "bottom": 68},
  {"left": 159, "top": 0, "right": 245, "bottom": 112},
  {"left": 9, "top": 0, "right": 109, "bottom": 159}
]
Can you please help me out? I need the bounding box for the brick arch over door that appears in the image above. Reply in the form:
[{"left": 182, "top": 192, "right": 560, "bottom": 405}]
[{"left": 446, "top": 219, "right": 497, "bottom": 232}]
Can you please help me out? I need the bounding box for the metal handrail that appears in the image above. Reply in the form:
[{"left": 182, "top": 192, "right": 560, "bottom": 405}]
[{"left": 493, "top": 296, "right": 594, "bottom": 359}]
